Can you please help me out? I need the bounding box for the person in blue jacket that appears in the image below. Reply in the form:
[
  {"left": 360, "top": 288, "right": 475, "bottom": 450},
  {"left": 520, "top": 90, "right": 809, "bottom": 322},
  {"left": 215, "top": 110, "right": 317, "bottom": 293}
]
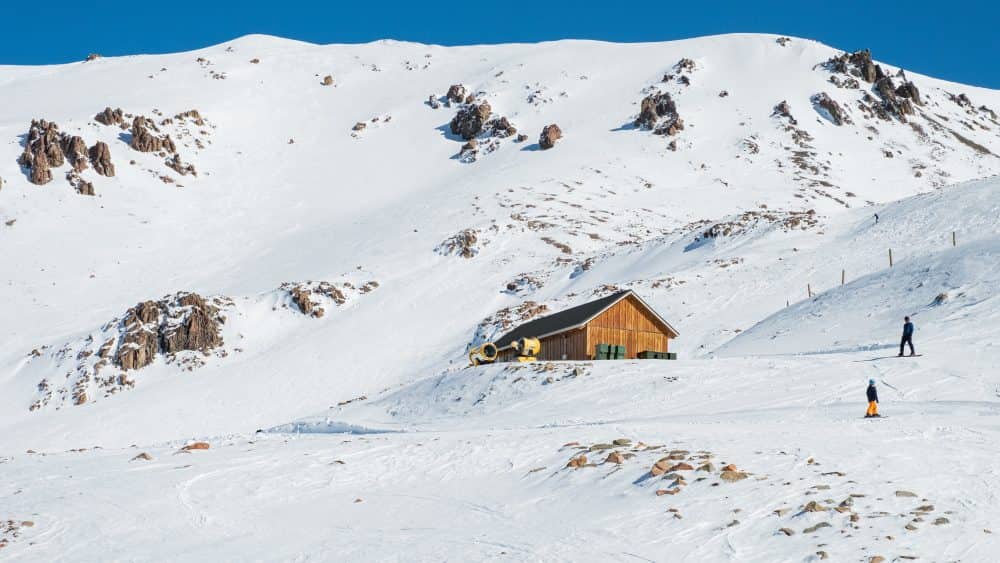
[
  {"left": 866, "top": 379, "right": 879, "bottom": 418},
  {"left": 898, "top": 316, "right": 915, "bottom": 357}
]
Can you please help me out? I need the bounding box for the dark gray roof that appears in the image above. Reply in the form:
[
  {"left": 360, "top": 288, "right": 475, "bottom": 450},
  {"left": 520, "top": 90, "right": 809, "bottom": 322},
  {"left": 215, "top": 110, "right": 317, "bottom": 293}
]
[{"left": 494, "top": 290, "right": 677, "bottom": 350}]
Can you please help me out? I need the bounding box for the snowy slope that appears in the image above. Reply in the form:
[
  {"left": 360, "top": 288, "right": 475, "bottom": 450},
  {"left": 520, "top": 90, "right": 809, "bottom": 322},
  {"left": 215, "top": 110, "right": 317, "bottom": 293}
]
[{"left": 1, "top": 33, "right": 1000, "bottom": 561}]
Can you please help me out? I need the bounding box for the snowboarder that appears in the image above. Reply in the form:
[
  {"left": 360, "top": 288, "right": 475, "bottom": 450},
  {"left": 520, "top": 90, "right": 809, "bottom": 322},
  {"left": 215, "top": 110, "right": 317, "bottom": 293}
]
[
  {"left": 898, "top": 316, "right": 915, "bottom": 357},
  {"left": 866, "top": 379, "right": 880, "bottom": 418}
]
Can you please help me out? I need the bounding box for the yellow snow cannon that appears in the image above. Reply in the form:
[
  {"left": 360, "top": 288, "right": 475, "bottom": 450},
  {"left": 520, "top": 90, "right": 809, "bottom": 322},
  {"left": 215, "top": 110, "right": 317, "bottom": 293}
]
[
  {"left": 469, "top": 342, "right": 499, "bottom": 366},
  {"left": 512, "top": 337, "right": 540, "bottom": 362}
]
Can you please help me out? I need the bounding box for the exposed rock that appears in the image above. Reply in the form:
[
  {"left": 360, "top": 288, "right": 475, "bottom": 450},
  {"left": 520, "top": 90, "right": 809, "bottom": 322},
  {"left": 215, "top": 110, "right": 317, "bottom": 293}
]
[
  {"left": 674, "top": 58, "right": 696, "bottom": 73},
  {"left": 803, "top": 501, "right": 826, "bottom": 512},
  {"left": 720, "top": 470, "right": 748, "bottom": 482},
  {"left": 895, "top": 490, "right": 918, "bottom": 498},
  {"left": 539, "top": 124, "right": 562, "bottom": 149},
  {"left": 321, "top": 75, "right": 334, "bottom": 86},
  {"left": 874, "top": 74, "right": 914, "bottom": 120},
  {"left": 605, "top": 451, "right": 625, "bottom": 464},
  {"left": 61, "top": 135, "right": 90, "bottom": 172},
  {"left": 131, "top": 452, "right": 153, "bottom": 461},
  {"left": 811, "top": 92, "right": 850, "bottom": 125},
  {"left": 352, "top": 122, "right": 367, "bottom": 132},
  {"left": 19, "top": 119, "right": 65, "bottom": 185},
  {"left": 165, "top": 155, "right": 196, "bottom": 176},
  {"left": 895, "top": 81, "right": 922, "bottom": 105},
  {"left": 436, "top": 229, "right": 481, "bottom": 258},
  {"left": 113, "top": 293, "right": 224, "bottom": 371},
  {"left": 181, "top": 441, "right": 210, "bottom": 451},
  {"left": 515, "top": 133, "right": 529, "bottom": 142},
  {"left": 778, "top": 527, "right": 795, "bottom": 536},
  {"left": 85, "top": 53, "right": 102, "bottom": 62},
  {"left": 449, "top": 101, "right": 492, "bottom": 140},
  {"left": 89, "top": 142, "right": 115, "bottom": 177},
  {"left": 803, "top": 522, "right": 831, "bottom": 534},
  {"left": 446, "top": 84, "right": 467, "bottom": 104},
  {"left": 776, "top": 37, "right": 791, "bottom": 46},
  {"left": 870, "top": 557, "right": 885, "bottom": 563},
  {"left": 75, "top": 179, "right": 95, "bottom": 196},
  {"left": 94, "top": 107, "right": 124, "bottom": 126},
  {"left": 130, "top": 116, "right": 177, "bottom": 153},
  {"left": 485, "top": 116, "right": 517, "bottom": 138},
  {"left": 566, "top": 454, "right": 587, "bottom": 468},
  {"left": 772, "top": 100, "right": 796, "bottom": 124},
  {"left": 249, "top": 58, "right": 260, "bottom": 64},
  {"left": 635, "top": 91, "right": 683, "bottom": 135},
  {"left": 950, "top": 93, "right": 972, "bottom": 108},
  {"left": 668, "top": 462, "right": 694, "bottom": 472}
]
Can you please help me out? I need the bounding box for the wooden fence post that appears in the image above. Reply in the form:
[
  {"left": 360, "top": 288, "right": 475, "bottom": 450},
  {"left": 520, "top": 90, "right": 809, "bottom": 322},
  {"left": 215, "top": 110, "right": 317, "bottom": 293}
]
[{"left": 888, "top": 248, "right": 893, "bottom": 268}]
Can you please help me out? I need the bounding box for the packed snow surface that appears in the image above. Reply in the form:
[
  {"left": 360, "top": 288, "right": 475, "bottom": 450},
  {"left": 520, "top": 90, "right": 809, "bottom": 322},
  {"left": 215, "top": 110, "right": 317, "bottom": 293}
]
[{"left": 1, "top": 33, "right": 999, "bottom": 561}]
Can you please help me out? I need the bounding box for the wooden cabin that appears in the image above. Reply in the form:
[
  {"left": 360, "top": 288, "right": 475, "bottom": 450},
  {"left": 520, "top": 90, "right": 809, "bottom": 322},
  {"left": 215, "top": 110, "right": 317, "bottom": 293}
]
[{"left": 494, "top": 290, "right": 679, "bottom": 362}]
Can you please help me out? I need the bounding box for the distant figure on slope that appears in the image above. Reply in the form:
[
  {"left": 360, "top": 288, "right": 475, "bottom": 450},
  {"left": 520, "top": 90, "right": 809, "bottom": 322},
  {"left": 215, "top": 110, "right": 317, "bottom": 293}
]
[
  {"left": 874, "top": 213, "right": 879, "bottom": 225},
  {"left": 898, "top": 316, "right": 915, "bottom": 357},
  {"left": 866, "top": 379, "right": 880, "bottom": 418}
]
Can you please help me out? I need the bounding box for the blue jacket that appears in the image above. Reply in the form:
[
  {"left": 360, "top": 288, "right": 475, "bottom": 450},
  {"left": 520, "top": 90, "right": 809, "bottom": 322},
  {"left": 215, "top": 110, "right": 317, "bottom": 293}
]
[{"left": 903, "top": 322, "right": 914, "bottom": 337}]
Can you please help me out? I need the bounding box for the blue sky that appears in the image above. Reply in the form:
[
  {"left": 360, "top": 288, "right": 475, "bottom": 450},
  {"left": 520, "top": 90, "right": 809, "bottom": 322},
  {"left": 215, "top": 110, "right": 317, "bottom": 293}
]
[{"left": 3, "top": 0, "right": 997, "bottom": 88}]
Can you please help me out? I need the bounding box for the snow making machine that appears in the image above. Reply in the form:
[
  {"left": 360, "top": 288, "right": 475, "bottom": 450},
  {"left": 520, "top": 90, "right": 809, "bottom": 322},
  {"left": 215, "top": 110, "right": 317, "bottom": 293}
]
[
  {"left": 510, "top": 337, "right": 540, "bottom": 362},
  {"left": 468, "top": 342, "right": 499, "bottom": 366}
]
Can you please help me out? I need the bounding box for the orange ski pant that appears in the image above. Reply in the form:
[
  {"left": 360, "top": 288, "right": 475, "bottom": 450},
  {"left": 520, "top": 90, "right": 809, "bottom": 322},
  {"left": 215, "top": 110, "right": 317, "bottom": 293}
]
[{"left": 867, "top": 401, "right": 879, "bottom": 416}]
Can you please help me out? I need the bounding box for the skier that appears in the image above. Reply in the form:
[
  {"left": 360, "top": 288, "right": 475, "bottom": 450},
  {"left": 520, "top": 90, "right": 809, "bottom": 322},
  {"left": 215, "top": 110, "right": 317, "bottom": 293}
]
[
  {"left": 898, "top": 316, "right": 915, "bottom": 357},
  {"left": 866, "top": 379, "right": 880, "bottom": 418},
  {"left": 874, "top": 213, "right": 879, "bottom": 225}
]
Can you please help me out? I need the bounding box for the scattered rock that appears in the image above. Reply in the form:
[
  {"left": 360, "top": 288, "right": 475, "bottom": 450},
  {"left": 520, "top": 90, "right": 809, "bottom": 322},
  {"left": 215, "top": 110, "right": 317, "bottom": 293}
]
[
  {"left": 803, "top": 522, "right": 831, "bottom": 534},
  {"left": 538, "top": 124, "right": 562, "bottom": 149},
  {"left": 352, "top": 122, "right": 367, "bottom": 132},
  {"left": 445, "top": 84, "right": 467, "bottom": 104},
  {"left": 772, "top": 101, "right": 796, "bottom": 124},
  {"left": 778, "top": 527, "right": 795, "bottom": 536},
  {"left": 131, "top": 452, "right": 153, "bottom": 461},
  {"left": 635, "top": 91, "right": 684, "bottom": 135},
  {"left": 895, "top": 490, "right": 918, "bottom": 498},
  {"left": 181, "top": 442, "right": 210, "bottom": 451},
  {"left": 869, "top": 557, "right": 885, "bottom": 563},
  {"left": 933, "top": 517, "right": 950, "bottom": 525},
  {"left": 450, "top": 101, "right": 492, "bottom": 140},
  {"left": 811, "top": 92, "right": 850, "bottom": 125},
  {"left": 321, "top": 75, "right": 334, "bottom": 86},
  {"left": 803, "top": 501, "right": 826, "bottom": 512},
  {"left": 605, "top": 451, "right": 625, "bottom": 464},
  {"left": 566, "top": 455, "right": 587, "bottom": 468}
]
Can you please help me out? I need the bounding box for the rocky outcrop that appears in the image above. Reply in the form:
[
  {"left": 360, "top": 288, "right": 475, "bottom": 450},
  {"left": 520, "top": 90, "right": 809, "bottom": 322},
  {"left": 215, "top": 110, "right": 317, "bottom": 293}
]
[
  {"left": 635, "top": 92, "right": 684, "bottom": 135},
  {"left": 61, "top": 135, "right": 89, "bottom": 172},
  {"left": 772, "top": 100, "right": 796, "bottom": 124},
  {"left": 449, "top": 101, "right": 492, "bottom": 140},
  {"left": 436, "top": 229, "right": 482, "bottom": 258},
  {"left": 811, "top": 93, "right": 850, "bottom": 125},
  {"left": 165, "top": 155, "right": 196, "bottom": 176},
  {"left": 89, "top": 142, "right": 115, "bottom": 176},
  {"left": 895, "top": 80, "right": 922, "bottom": 106},
  {"left": 539, "top": 124, "right": 562, "bottom": 149},
  {"left": 485, "top": 116, "right": 517, "bottom": 138},
  {"left": 114, "top": 292, "right": 225, "bottom": 371},
  {"left": 874, "top": 75, "right": 914, "bottom": 120},
  {"left": 130, "top": 116, "right": 177, "bottom": 153},
  {"left": 445, "top": 84, "right": 467, "bottom": 104},
  {"left": 826, "top": 49, "right": 878, "bottom": 83},
  {"left": 280, "top": 280, "right": 373, "bottom": 318},
  {"left": 19, "top": 120, "right": 65, "bottom": 185},
  {"left": 94, "top": 107, "right": 125, "bottom": 127}
]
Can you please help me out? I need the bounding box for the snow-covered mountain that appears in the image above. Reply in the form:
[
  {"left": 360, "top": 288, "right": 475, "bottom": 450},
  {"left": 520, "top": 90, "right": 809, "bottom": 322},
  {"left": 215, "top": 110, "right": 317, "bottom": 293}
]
[{"left": 1, "top": 34, "right": 999, "bottom": 561}]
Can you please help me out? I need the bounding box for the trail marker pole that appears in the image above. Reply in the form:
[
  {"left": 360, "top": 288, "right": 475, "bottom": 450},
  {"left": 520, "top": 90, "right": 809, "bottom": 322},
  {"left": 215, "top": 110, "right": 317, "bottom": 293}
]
[
  {"left": 889, "top": 248, "right": 893, "bottom": 268},
  {"left": 952, "top": 232, "right": 956, "bottom": 247},
  {"left": 807, "top": 283, "right": 812, "bottom": 298},
  {"left": 841, "top": 269, "right": 845, "bottom": 285}
]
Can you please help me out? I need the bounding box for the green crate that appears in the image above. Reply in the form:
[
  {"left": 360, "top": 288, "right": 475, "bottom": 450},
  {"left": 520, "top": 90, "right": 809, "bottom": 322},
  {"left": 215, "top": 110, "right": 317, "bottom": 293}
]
[
  {"left": 638, "top": 351, "right": 656, "bottom": 359},
  {"left": 666, "top": 352, "right": 677, "bottom": 360},
  {"left": 595, "top": 343, "right": 610, "bottom": 360},
  {"left": 613, "top": 345, "right": 626, "bottom": 359}
]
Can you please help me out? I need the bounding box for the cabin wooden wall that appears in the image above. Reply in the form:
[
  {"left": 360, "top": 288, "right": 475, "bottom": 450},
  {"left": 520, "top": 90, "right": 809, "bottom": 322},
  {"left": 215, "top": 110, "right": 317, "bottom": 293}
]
[
  {"left": 585, "top": 295, "right": 671, "bottom": 359},
  {"left": 497, "top": 329, "right": 587, "bottom": 362},
  {"left": 495, "top": 295, "right": 673, "bottom": 362}
]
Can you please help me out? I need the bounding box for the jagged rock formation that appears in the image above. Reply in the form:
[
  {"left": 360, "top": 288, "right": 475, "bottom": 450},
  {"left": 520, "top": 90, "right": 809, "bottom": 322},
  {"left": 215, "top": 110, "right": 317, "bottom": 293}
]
[
  {"left": 450, "top": 101, "right": 492, "bottom": 140},
  {"left": 130, "top": 116, "right": 177, "bottom": 153},
  {"left": 61, "top": 136, "right": 89, "bottom": 172},
  {"left": 18, "top": 120, "right": 113, "bottom": 188},
  {"left": 811, "top": 93, "right": 850, "bottom": 126},
  {"left": 89, "top": 142, "right": 115, "bottom": 176},
  {"left": 94, "top": 107, "right": 125, "bottom": 127},
  {"left": 436, "top": 229, "right": 482, "bottom": 258},
  {"left": 635, "top": 92, "right": 684, "bottom": 135},
  {"left": 114, "top": 292, "right": 225, "bottom": 371},
  {"left": 826, "top": 49, "right": 878, "bottom": 83},
  {"left": 873, "top": 75, "right": 914, "bottom": 121},
  {"left": 539, "top": 124, "right": 563, "bottom": 149},
  {"left": 446, "top": 84, "right": 467, "bottom": 105}
]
